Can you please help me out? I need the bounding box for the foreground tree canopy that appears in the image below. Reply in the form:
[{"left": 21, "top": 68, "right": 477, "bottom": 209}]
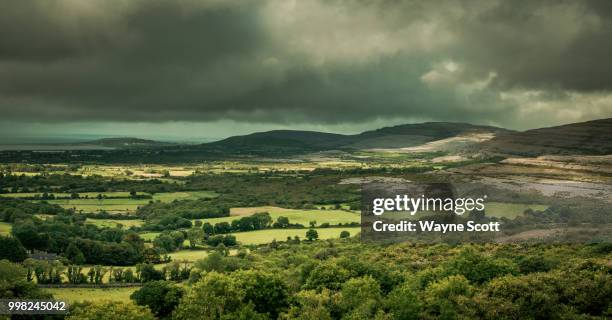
[{"left": 143, "top": 242, "right": 612, "bottom": 319}]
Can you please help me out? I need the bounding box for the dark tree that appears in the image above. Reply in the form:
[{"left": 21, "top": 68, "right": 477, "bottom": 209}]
[
  {"left": 12, "top": 223, "right": 48, "bottom": 251},
  {"left": 65, "top": 242, "right": 86, "bottom": 265},
  {"left": 202, "top": 222, "right": 214, "bottom": 235},
  {"left": 306, "top": 229, "right": 319, "bottom": 241},
  {"left": 130, "top": 280, "right": 184, "bottom": 318},
  {"left": 143, "top": 247, "right": 162, "bottom": 264},
  {"left": 0, "top": 260, "right": 52, "bottom": 299},
  {"left": 273, "top": 216, "right": 290, "bottom": 228},
  {"left": 0, "top": 236, "right": 28, "bottom": 262},
  {"left": 137, "top": 264, "right": 165, "bottom": 283}
]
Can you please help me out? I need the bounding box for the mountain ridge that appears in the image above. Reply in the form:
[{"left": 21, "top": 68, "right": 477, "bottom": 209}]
[
  {"left": 199, "top": 122, "right": 512, "bottom": 154},
  {"left": 2, "top": 119, "right": 609, "bottom": 157},
  {"left": 198, "top": 119, "right": 612, "bottom": 156},
  {"left": 478, "top": 118, "right": 612, "bottom": 156}
]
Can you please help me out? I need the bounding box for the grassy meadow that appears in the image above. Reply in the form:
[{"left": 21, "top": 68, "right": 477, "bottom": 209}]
[
  {"left": 46, "top": 287, "right": 139, "bottom": 304},
  {"left": 1, "top": 191, "right": 147, "bottom": 198},
  {"left": 194, "top": 206, "right": 360, "bottom": 226},
  {"left": 167, "top": 250, "right": 210, "bottom": 262},
  {"left": 0, "top": 222, "right": 11, "bottom": 235},
  {"left": 13, "top": 190, "right": 220, "bottom": 214},
  {"left": 85, "top": 218, "right": 145, "bottom": 228},
  {"left": 138, "top": 227, "right": 359, "bottom": 246},
  {"left": 138, "top": 232, "right": 160, "bottom": 241},
  {"left": 233, "top": 227, "right": 360, "bottom": 245},
  {"left": 46, "top": 198, "right": 148, "bottom": 214}
]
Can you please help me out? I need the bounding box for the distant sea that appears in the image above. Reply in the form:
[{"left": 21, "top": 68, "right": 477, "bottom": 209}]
[{"left": 0, "top": 144, "right": 115, "bottom": 151}]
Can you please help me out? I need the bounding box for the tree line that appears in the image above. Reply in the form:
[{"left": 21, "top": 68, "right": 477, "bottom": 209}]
[{"left": 7, "top": 212, "right": 147, "bottom": 266}]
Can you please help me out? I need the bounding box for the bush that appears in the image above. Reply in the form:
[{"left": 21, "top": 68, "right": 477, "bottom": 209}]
[
  {"left": 137, "top": 264, "right": 165, "bottom": 282},
  {"left": 0, "top": 260, "right": 51, "bottom": 299},
  {"left": 130, "top": 280, "right": 184, "bottom": 318},
  {"left": 306, "top": 229, "right": 319, "bottom": 241},
  {"left": 476, "top": 271, "right": 612, "bottom": 319},
  {"left": 384, "top": 277, "right": 422, "bottom": 319},
  {"left": 338, "top": 276, "right": 382, "bottom": 318},
  {"left": 443, "top": 248, "right": 518, "bottom": 284},
  {"left": 0, "top": 236, "right": 28, "bottom": 262},
  {"left": 281, "top": 289, "right": 334, "bottom": 320},
  {"left": 206, "top": 234, "right": 237, "bottom": 247},
  {"left": 64, "top": 242, "right": 85, "bottom": 265},
  {"left": 67, "top": 301, "right": 155, "bottom": 320},
  {"left": 304, "top": 262, "right": 350, "bottom": 291},
  {"left": 193, "top": 251, "right": 251, "bottom": 274},
  {"left": 422, "top": 275, "right": 473, "bottom": 319},
  {"left": 517, "top": 254, "right": 557, "bottom": 274},
  {"left": 173, "top": 272, "right": 246, "bottom": 320},
  {"left": 234, "top": 270, "right": 289, "bottom": 318}
]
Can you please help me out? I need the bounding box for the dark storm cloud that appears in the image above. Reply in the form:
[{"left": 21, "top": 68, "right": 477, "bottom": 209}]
[
  {"left": 450, "top": 0, "right": 612, "bottom": 91},
  {"left": 0, "top": 1, "right": 114, "bottom": 61},
  {"left": 0, "top": 0, "right": 611, "bottom": 129}
]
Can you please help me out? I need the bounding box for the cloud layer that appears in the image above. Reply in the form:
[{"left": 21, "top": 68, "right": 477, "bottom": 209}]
[{"left": 1, "top": 0, "right": 611, "bottom": 130}]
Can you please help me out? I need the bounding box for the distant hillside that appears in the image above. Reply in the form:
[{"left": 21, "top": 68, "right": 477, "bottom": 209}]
[
  {"left": 478, "top": 118, "right": 612, "bottom": 156},
  {"left": 79, "top": 137, "right": 175, "bottom": 149},
  {"left": 2, "top": 119, "right": 609, "bottom": 163},
  {"left": 199, "top": 122, "right": 510, "bottom": 155},
  {"left": 202, "top": 130, "right": 350, "bottom": 154},
  {"left": 349, "top": 122, "right": 512, "bottom": 149}
]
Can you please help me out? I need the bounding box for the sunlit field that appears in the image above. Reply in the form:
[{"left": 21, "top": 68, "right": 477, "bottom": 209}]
[
  {"left": 0, "top": 222, "right": 11, "bottom": 235},
  {"left": 138, "top": 232, "right": 160, "bottom": 241},
  {"left": 195, "top": 206, "right": 360, "bottom": 226},
  {"left": 233, "top": 227, "right": 360, "bottom": 245},
  {"left": 46, "top": 198, "right": 149, "bottom": 214},
  {"left": 46, "top": 287, "right": 139, "bottom": 304},
  {"left": 167, "top": 250, "right": 209, "bottom": 262},
  {"left": 85, "top": 218, "right": 145, "bottom": 228},
  {"left": 7, "top": 191, "right": 219, "bottom": 214}
]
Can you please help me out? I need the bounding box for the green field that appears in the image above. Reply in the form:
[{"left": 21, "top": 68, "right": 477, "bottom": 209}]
[
  {"left": 34, "top": 214, "right": 55, "bottom": 220},
  {"left": 0, "top": 222, "right": 11, "bottom": 235},
  {"left": 233, "top": 227, "right": 360, "bottom": 245},
  {"left": 151, "top": 190, "right": 217, "bottom": 202},
  {"left": 141, "top": 227, "right": 359, "bottom": 246},
  {"left": 1, "top": 191, "right": 148, "bottom": 198},
  {"left": 37, "top": 191, "right": 217, "bottom": 214},
  {"left": 168, "top": 250, "right": 209, "bottom": 262},
  {"left": 46, "top": 287, "right": 139, "bottom": 304},
  {"left": 195, "top": 207, "right": 360, "bottom": 226},
  {"left": 139, "top": 232, "right": 160, "bottom": 241},
  {"left": 86, "top": 218, "right": 144, "bottom": 228},
  {"left": 168, "top": 249, "right": 244, "bottom": 262},
  {"left": 486, "top": 202, "right": 549, "bottom": 218},
  {"left": 47, "top": 198, "right": 148, "bottom": 213}
]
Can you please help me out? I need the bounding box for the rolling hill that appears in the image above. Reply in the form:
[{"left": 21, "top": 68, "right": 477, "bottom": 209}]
[
  {"left": 202, "top": 130, "right": 350, "bottom": 154},
  {"left": 1, "top": 119, "right": 609, "bottom": 163},
  {"left": 199, "top": 120, "right": 612, "bottom": 157},
  {"left": 199, "top": 122, "right": 511, "bottom": 155},
  {"left": 478, "top": 118, "right": 612, "bottom": 156},
  {"left": 348, "top": 122, "right": 511, "bottom": 149}
]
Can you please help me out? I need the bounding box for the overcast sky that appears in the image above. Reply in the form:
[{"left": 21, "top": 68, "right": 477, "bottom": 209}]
[{"left": 1, "top": 0, "right": 611, "bottom": 142}]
